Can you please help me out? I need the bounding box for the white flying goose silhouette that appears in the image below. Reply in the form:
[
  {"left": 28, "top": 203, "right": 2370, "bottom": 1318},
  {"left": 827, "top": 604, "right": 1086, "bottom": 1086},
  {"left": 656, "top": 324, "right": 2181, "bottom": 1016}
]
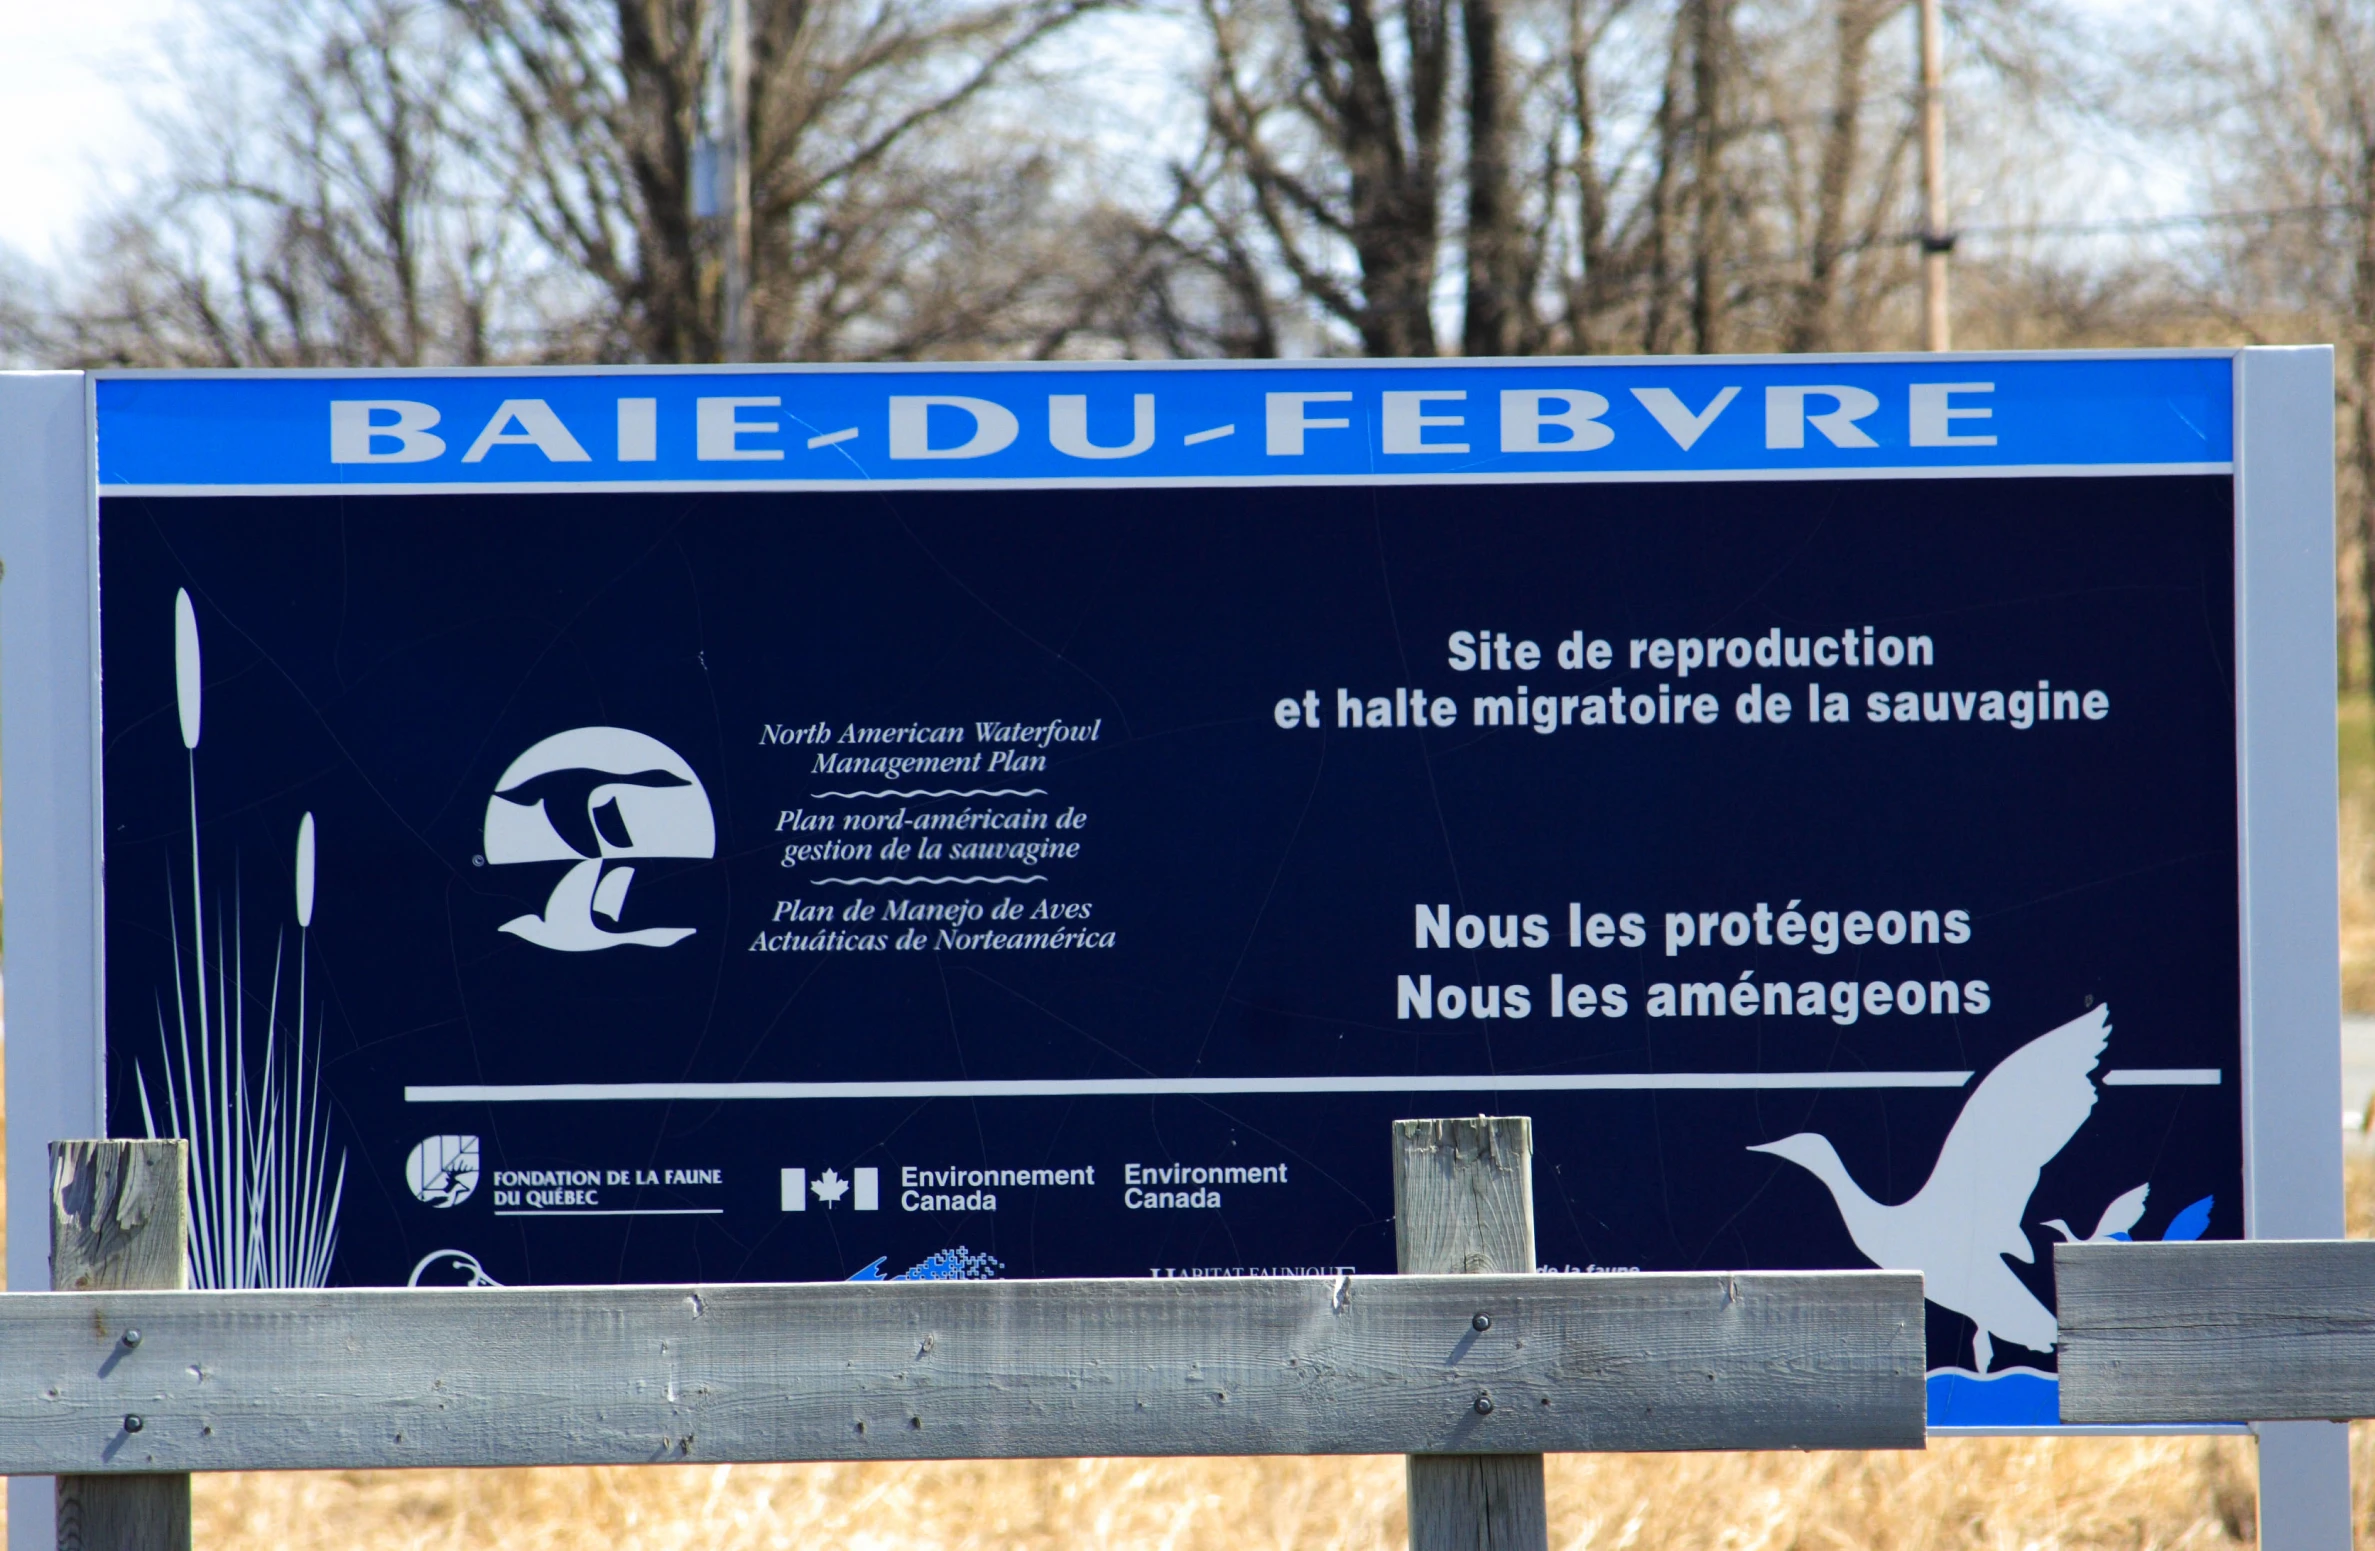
[
  {"left": 1749, "top": 1005, "right": 2111, "bottom": 1374},
  {"left": 2042, "top": 1182, "right": 2150, "bottom": 1245}
]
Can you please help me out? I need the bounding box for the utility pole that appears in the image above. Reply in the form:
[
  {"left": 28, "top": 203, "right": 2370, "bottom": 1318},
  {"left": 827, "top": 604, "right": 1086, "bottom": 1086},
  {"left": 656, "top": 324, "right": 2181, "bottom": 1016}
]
[
  {"left": 721, "top": 0, "right": 753, "bottom": 360},
  {"left": 1917, "top": 0, "right": 1951, "bottom": 351}
]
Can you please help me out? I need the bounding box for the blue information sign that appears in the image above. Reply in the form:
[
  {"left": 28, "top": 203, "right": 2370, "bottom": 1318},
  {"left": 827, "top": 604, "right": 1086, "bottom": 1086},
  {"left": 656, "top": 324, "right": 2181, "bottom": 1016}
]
[{"left": 6, "top": 353, "right": 2330, "bottom": 1437}]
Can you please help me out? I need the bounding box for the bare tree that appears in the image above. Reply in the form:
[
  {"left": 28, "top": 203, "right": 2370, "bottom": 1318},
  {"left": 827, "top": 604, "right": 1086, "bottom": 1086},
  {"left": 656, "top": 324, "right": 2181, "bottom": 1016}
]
[
  {"left": 2154, "top": 0, "right": 2375, "bottom": 684},
  {"left": 1461, "top": 0, "right": 1525, "bottom": 353},
  {"left": 0, "top": 251, "right": 53, "bottom": 367},
  {"left": 446, "top": 0, "right": 1115, "bottom": 362},
  {"left": 59, "top": 0, "right": 518, "bottom": 367},
  {"left": 1784, "top": 0, "right": 1904, "bottom": 348},
  {"left": 1686, "top": 0, "right": 1734, "bottom": 350},
  {"left": 29, "top": 0, "right": 2223, "bottom": 384},
  {"left": 45, "top": 0, "right": 1134, "bottom": 366},
  {"left": 1152, "top": 0, "right": 2115, "bottom": 361},
  {"left": 1634, "top": 13, "right": 1694, "bottom": 349},
  {"left": 1557, "top": 0, "right": 1640, "bottom": 351},
  {"left": 1555, "top": 0, "right": 1916, "bottom": 356},
  {"left": 1184, "top": 0, "right": 1451, "bottom": 354}
]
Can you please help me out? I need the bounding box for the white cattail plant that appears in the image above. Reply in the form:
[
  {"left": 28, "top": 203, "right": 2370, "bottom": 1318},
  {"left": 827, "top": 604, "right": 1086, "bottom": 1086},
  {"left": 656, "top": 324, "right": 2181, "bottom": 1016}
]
[{"left": 137, "top": 588, "right": 348, "bottom": 1288}]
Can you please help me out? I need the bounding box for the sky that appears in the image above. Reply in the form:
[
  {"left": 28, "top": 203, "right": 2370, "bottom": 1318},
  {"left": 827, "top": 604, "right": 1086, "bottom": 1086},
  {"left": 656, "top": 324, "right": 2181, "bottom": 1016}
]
[{"left": 0, "top": 0, "right": 187, "bottom": 264}]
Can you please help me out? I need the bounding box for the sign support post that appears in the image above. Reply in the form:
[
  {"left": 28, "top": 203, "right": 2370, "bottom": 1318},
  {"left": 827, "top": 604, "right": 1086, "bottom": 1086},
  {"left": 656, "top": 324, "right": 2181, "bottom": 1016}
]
[
  {"left": 1396, "top": 1117, "right": 1547, "bottom": 1551},
  {"left": 2235, "top": 348, "right": 2350, "bottom": 1547},
  {"left": 50, "top": 1139, "right": 191, "bottom": 1551},
  {"left": 0, "top": 371, "right": 107, "bottom": 1551}
]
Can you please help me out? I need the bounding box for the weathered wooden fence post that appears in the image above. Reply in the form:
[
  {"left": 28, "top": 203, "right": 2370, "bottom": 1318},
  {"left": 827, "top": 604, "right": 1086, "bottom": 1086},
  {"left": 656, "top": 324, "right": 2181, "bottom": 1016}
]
[
  {"left": 51, "top": 1140, "right": 191, "bottom": 1551},
  {"left": 1395, "top": 1116, "right": 1547, "bottom": 1551}
]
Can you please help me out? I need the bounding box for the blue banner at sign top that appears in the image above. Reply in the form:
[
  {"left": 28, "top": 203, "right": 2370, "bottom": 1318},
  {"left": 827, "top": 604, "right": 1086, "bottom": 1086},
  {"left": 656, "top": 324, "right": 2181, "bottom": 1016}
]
[{"left": 95, "top": 355, "right": 2233, "bottom": 489}]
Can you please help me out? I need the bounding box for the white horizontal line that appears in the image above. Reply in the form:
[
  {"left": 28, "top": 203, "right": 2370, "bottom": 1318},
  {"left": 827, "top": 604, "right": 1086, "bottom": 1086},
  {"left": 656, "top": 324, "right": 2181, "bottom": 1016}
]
[
  {"left": 102, "top": 464, "right": 2233, "bottom": 497},
  {"left": 2100, "top": 1068, "right": 2223, "bottom": 1086},
  {"left": 491, "top": 1208, "right": 726, "bottom": 1217},
  {"left": 805, "top": 427, "right": 858, "bottom": 448},
  {"left": 811, "top": 789, "right": 1047, "bottom": 799},
  {"left": 1183, "top": 425, "right": 1234, "bottom": 445},
  {"left": 411, "top": 1071, "right": 1976, "bottom": 1103}
]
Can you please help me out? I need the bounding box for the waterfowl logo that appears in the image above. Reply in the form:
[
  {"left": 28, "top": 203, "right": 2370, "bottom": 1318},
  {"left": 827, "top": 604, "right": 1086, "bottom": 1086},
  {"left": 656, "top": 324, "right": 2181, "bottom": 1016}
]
[
  {"left": 408, "top": 1248, "right": 503, "bottom": 1286},
  {"left": 1749, "top": 1006, "right": 2112, "bottom": 1375},
  {"left": 407, "top": 1135, "right": 481, "bottom": 1207},
  {"left": 482, "top": 727, "right": 716, "bottom": 951}
]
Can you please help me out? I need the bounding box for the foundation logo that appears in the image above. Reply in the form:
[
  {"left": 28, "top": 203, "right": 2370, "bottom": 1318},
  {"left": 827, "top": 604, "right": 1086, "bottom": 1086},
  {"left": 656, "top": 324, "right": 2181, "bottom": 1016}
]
[
  {"left": 406, "top": 1135, "right": 481, "bottom": 1207},
  {"left": 482, "top": 726, "right": 716, "bottom": 950}
]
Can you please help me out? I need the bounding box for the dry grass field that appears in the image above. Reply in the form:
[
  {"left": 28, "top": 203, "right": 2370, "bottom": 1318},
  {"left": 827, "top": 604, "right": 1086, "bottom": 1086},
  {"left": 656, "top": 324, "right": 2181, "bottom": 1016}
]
[
  {"left": 2340, "top": 699, "right": 2375, "bottom": 1010},
  {"left": 182, "top": 1440, "right": 2278, "bottom": 1551},
  {"left": 10, "top": 709, "right": 2375, "bottom": 1547}
]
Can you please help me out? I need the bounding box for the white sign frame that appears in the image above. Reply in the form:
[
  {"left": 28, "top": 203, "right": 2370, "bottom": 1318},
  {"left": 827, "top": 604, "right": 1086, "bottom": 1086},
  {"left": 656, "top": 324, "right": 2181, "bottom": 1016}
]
[{"left": 0, "top": 348, "right": 2345, "bottom": 1547}]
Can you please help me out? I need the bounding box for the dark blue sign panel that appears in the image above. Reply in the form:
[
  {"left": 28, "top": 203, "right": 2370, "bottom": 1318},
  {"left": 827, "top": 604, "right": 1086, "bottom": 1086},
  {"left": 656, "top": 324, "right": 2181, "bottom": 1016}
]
[{"left": 95, "top": 364, "right": 2241, "bottom": 1430}]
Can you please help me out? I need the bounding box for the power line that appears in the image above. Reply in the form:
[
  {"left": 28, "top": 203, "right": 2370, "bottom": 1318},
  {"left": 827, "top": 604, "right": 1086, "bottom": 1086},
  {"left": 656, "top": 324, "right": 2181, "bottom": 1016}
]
[{"left": 1949, "top": 204, "right": 2353, "bottom": 241}]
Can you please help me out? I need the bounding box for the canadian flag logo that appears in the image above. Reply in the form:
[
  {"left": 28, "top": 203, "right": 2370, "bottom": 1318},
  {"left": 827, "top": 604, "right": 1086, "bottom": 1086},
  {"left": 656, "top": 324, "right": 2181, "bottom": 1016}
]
[{"left": 781, "top": 1166, "right": 879, "bottom": 1211}]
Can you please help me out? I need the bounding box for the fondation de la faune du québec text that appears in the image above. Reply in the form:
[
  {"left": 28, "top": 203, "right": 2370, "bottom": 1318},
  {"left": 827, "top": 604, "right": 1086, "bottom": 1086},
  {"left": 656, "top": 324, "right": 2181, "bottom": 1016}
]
[{"left": 1272, "top": 627, "right": 2108, "bottom": 735}]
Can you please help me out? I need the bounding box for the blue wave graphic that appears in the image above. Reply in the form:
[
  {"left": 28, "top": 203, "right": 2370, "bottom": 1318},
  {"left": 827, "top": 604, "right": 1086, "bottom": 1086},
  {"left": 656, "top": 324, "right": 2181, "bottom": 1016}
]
[
  {"left": 847, "top": 1246, "right": 1005, "bottom": 1282},
  {"left": 1928, "top": 1369, "right": 2058, "bottom": 1426}
]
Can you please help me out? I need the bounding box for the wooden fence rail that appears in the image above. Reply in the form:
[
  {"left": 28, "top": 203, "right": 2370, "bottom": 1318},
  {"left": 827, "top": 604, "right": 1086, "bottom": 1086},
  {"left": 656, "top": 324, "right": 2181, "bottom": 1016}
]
[
  {"left": 2057, "top": 1240, "right": 2375, "bottom": 1424},
  {"left": 0, "top": 1270, "right": 1927, "bottom": 1474},
  {"left": 26, "top": 1128, "right": 1929, "bottom": 1551}
]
